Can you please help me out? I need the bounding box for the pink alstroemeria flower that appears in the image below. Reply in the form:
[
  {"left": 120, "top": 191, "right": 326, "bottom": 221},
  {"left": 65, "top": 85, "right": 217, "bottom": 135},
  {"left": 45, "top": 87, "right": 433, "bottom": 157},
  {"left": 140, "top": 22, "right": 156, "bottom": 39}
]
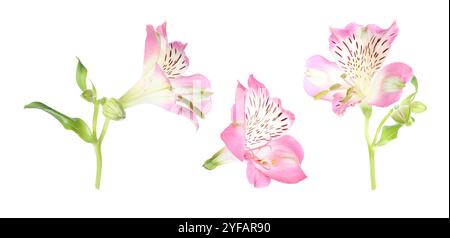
[
  {"left": 204, "top": 75, "right": 306, "bottom": 188},
  {"left": 304, "top": 21, "right": 413, "bottom": 115},
  {"left": 120, "top": 23, "right": 212, "bottom": 128}
]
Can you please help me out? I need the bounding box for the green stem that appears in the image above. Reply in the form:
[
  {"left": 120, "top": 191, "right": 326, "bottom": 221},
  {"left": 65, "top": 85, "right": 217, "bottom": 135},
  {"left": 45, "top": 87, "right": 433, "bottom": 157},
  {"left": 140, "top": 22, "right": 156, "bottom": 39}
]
[
  {"left": 368, "top": 146, "right": 376, "bottom": 190},
  {"left": 362, "top": 107, "right": 395, "bottom": 191},
  {"left": 98, "top": 118, "right": 110, "bottom": 143},
  {"left": 92, "top": 101, "right": 99, "bottom": 136},
  {"left": 93, "top": 118, "right": 110, "bottom": 190},
  {"left": 94, "top": 143, "right": 102, "bottom": 189},
  {"left": 372, "top": 108, "right": 394, "bottom": 146},
  {"left": 364, "top": 112, "right": 376, "bottom": 190}
]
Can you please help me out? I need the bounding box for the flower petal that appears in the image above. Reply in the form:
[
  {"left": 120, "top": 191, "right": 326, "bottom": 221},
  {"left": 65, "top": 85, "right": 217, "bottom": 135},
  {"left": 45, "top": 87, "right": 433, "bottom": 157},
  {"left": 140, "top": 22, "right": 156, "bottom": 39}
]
[
  {"left": 231, "top": 81, "right": 247, "bottom": 124},
  {"left": 144, "top": 24, "right": 161, "bottom": 68},
  {"left": 329, "top": 22, "right": 398, "bottom": 84},
  {"left": 119, "top": 66, "right": 174, "bottom": 109},
  {"left": 251, "top": 135, "right": 306, "bottom": 184},
  {"left": 248, "top": 74, "right": 268, "bottom": 93},
  {"left": 366, "top": 21, "right": 398, "bottom": 46},
  {"left": 165, "top": 103, "right": 199, "bottom": 129},
  {"left": 304, "top": 55, "right": 350, "bottom": 101},
  {"left": 220, "top": 123, "right": 246, "bottom": 161},
  {"left": 244, "top": 76, "right": 295, "bottom": 149},
  {"left": 331, "top": 92, "right": 358, "bottom": 116},
  {"left": 171, "top": 73, "right": 211, "bottom": 90},
  {"left": 158, "top": 41, "right": 190, "bottom": 78},
  {"left": 366, "top": 62, "right": 413, "bottom": 107},
  {"left": 172, "top": 74, "right": 212, "bottom": 117},
  {"left": 156, "top": 22, "right": 167, "bottom": 41},
  {"left": 328, "top": 23, "right": 362, "bottom": 49},
  {"left": 246, "top": 161, "right": 271, "bottom": 188},
  {"left": 156, "top": 22, "right": 168, "bottom": 60}
]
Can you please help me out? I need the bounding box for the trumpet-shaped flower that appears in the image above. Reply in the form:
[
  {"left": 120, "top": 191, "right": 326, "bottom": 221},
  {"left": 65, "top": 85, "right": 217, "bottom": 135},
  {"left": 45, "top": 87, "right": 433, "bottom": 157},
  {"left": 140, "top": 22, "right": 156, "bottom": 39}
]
[
  {"left": 120, "top": 23, "right": 212, "bottom": 128},
  {"left": 304, "top": 22, "right": 413, "bottom": 115},
  {"left": 204, "top": 75, "right": 306, "bottom": 188}
]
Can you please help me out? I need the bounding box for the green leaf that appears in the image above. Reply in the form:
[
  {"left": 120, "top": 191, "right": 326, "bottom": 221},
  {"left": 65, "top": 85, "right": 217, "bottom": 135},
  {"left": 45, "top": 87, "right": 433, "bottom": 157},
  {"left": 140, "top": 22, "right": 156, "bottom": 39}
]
[
  {"left": 376, "top": 124, "right": 403, "bottom": 147},
  {"left": 410, "top": 101, "right": 427, "bottom": 113},
  {"left": 90, "top": 79, "right": 97, "bottom": 96},
  {"left": 24, "top": 102, "right": 95, "bottom": 143},
  {"left": 411, "top": 76, "right": 418, "bottom": 92},
  {"left": 76, "top": 57, "right": 88, "bottom": 91}
]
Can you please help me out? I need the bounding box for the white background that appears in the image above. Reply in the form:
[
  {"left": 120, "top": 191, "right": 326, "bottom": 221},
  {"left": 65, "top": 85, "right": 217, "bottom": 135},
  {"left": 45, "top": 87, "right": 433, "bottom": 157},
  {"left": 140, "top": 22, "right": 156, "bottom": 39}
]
[{"left": 0, "top": 0, "right": 448, "bottom": 218}]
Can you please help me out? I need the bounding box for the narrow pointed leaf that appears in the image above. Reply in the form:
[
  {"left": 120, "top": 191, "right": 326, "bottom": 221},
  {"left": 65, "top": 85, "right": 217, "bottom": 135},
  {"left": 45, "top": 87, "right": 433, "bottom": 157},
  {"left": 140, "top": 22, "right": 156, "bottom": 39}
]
[
  {"left": 411, "top": 76, "right": 418, "bottom": 92},
  {"left": 24, "top": 102, "right": 95, "bottom": 143},
  {"left": 76, "top": 57, "right": 88, "bottom": 91}
]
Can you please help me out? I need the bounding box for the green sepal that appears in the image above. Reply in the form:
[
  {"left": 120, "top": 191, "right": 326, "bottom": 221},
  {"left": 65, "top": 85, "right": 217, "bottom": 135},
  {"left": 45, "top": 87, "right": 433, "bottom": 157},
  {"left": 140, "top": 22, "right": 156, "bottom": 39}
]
[
  {"left": 361, "top": 103, "right": 372, "bottom": 118},
  {"left": 203, "top": 148, "right": 228, "bottom": 170}
]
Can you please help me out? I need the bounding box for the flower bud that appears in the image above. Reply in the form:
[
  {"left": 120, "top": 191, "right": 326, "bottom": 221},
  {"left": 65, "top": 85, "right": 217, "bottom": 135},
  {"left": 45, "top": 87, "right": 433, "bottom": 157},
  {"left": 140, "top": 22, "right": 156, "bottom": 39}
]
[
  {"left": 102, "top": 98, "right": 126, "bottom": 121},
  {"left": 410, "top": 101, "right": 427, "bottom": 113},
  {"left": 391, "top": 105, "right": 411, "bottom": 124}
]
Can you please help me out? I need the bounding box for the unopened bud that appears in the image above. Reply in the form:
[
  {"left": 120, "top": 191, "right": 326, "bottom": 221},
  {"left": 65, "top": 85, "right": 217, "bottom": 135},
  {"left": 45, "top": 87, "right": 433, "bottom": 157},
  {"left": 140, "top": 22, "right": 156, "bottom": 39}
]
[
  {"left": 391, "top": 105, "right": 411, "bottom": 124},
  {"left": 102, "top": 98, "right": 126, "bottom": 121},
  {"left": 410, "top": 101, "right": 427, "bottom": 114}
]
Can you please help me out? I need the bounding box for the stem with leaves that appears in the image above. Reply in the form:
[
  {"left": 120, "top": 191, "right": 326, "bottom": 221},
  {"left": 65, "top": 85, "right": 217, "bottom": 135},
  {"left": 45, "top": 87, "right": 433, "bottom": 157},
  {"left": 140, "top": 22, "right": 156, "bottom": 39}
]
[
  {"left": 24, "top": 58, "right": 125, "bottom": 190},
  {"left": 360, "top": 76, "right": 426, "bottom": 190}
]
